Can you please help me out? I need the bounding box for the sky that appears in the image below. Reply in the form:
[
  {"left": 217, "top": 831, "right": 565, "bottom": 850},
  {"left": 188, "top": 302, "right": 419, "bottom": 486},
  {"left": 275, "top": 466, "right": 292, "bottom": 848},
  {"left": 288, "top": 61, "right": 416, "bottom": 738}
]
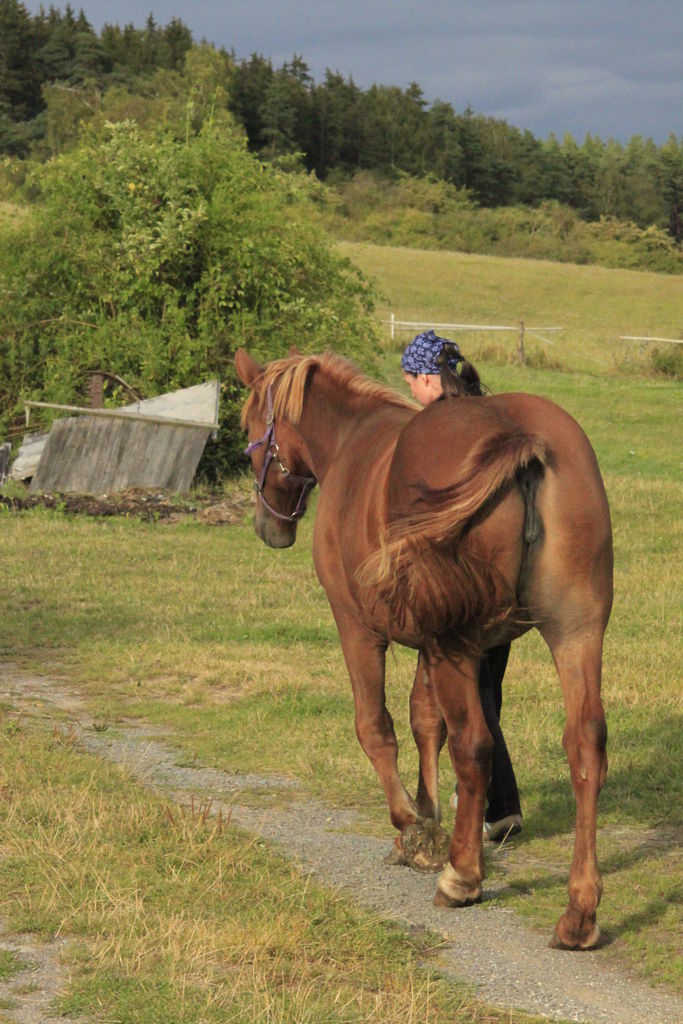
[{"left": 25, "top": 0, "right": 683, "bottom": 144}]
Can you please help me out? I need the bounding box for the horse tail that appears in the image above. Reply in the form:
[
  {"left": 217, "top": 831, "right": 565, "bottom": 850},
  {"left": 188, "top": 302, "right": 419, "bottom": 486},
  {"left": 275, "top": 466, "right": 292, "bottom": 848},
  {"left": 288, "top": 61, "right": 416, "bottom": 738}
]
[{"left": 357, "top": 430, "right": 547, "bottom": 655}]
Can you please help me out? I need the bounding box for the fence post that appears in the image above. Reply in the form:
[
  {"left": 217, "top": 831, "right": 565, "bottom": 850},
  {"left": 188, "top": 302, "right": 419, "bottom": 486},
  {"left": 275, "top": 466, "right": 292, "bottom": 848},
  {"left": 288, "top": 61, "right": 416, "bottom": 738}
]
[
  {"left": 517, "top": 320, "right": 526, "bottom": 365},
  {"left": 390, "top": 312, "right": 395, "bottom": 342},
  {"left": 89, "top": 372, "right": 104, "bottom": 408},
  {"left": 0, "top": 442, "right": 10, "bottom": 485}
]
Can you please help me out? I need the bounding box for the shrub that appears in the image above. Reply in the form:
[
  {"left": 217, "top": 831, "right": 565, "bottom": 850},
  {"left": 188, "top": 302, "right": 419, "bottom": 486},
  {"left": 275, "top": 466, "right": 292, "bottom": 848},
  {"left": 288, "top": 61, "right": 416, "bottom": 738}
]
[
  {"left": 317, "top": 171, "right": 683, "bottom": 274},
  {"left": 0, "top": 117, "right": 380, "bottom": 477},
  {"left": 650, "top": 345, "right": 683, "bottom": 379}
]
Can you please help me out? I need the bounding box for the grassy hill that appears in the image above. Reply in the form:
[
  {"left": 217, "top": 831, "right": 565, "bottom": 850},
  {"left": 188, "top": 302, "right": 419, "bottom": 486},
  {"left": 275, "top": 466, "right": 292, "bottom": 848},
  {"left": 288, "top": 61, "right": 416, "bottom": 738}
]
[{"left": 339, "top": 241, "right": 683, "bottom": 376}]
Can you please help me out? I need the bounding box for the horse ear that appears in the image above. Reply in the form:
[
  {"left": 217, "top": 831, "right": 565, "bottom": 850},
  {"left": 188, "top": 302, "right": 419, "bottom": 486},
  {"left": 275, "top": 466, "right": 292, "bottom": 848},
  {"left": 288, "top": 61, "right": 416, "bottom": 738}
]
[
  {"left": 289, "top": 345, "right": 302, "bottom": 356},
  {"left": 234, "top": 348, "right": 264, "bottom": 388}
]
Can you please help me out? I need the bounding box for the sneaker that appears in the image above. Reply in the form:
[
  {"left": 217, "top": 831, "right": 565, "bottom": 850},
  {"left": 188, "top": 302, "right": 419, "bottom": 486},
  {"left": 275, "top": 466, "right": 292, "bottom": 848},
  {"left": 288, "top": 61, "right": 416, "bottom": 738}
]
[{"left": 483, "top": 814, "right": 522, "bottom": 841}]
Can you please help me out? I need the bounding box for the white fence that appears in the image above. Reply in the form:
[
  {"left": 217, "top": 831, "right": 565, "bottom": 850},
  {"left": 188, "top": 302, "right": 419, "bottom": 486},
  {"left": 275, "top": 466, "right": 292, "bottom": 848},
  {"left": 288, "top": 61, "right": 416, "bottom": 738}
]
[
  {"left": 619, "top": 335, "right": 683, "bottom": 346},
  {"left": 380, "top": 318, "right": 682, "bottom": 364},
  {"left": 381, "top": 315, "right": 564, "bottom": 364}
]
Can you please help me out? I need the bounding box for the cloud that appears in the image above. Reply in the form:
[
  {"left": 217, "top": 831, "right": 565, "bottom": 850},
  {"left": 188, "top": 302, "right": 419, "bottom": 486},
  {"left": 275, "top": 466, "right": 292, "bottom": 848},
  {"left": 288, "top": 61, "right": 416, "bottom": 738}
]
[{"left": 22, "top": 0, "right": 683, "bottom": 142}]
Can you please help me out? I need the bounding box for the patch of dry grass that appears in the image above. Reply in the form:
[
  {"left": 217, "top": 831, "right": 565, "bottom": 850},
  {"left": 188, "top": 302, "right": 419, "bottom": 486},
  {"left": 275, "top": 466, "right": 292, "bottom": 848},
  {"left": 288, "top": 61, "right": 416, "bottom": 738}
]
[{"left": 0, "top": 719, "right": 542, "bottom": 1023}]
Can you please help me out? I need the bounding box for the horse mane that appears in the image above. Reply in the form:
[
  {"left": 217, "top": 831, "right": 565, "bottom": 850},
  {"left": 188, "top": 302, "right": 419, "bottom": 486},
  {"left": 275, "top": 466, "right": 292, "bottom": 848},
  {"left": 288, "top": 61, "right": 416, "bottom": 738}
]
[{"left": 240, "top": 351, "right": 415, "bottom": 428}]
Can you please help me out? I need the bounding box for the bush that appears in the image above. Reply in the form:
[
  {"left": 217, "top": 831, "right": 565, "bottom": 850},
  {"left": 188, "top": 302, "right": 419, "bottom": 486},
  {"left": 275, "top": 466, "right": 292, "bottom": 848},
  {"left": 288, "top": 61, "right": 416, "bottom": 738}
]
[
  {"left": 0, "top": 116, "right": 380, "bottom": 477},
  {"left": 651, "top": 345, "right": 683, "bottom": 379},
  {"left": 317, "top": 171, "right": 683, "bottom": 274}
]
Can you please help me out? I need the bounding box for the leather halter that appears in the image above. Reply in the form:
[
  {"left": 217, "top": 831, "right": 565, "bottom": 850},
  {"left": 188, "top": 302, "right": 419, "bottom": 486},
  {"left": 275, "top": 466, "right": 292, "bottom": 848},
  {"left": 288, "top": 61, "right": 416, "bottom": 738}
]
[{"left": 244, "top": 386, "right": 316, "bottom": 522}]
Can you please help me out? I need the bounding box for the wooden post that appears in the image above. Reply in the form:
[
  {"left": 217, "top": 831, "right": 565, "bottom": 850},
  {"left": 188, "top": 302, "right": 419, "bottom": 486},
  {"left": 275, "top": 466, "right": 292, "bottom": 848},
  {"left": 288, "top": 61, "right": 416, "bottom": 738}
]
[
  {"left": 0, "top": 442, "right": 10, "bottom": 485},
  {"left": 390, "top": 312, "right": 395, "bottom": 342},
  {"left": 89, "top": 372, "right": 104, "bottom": 408},
  {"left": 517, "top": 320, "right": 526, "bottom": 365}
]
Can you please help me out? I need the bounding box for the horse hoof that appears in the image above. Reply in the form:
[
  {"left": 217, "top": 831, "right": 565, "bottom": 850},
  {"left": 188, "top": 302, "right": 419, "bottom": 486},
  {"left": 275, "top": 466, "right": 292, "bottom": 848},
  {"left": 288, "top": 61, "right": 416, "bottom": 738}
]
[
  {"left": 549, "top": 922, "right": 602, "bottom": 951},
  {"left": 412, "top": 849, "right": 445, "bottom": 871},
  {"left": 384, "top": 839, "right": 407, "bottom": 867},
  {"left": 433, "top": 887, "right": 481, "bottom": 909},
  {"left": 395, "top": 820, "right": 450, "bottom": 873},
  {"left": 434, "top": 862, "right": 482, "bottom": 907}
]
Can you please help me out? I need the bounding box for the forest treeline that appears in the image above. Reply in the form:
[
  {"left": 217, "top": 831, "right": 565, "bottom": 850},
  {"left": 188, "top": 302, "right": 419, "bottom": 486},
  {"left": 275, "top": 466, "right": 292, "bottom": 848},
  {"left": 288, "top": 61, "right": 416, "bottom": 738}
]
[{"left": 1, "top": 1, "right": 681, "bottom": 249}]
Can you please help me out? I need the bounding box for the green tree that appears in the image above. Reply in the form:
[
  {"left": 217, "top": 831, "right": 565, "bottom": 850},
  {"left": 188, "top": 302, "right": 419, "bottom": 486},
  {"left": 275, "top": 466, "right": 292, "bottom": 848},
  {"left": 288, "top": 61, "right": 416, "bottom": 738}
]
[
  {"left": 559, "top": 133, "right": 600, "bottom": 217},
  {"left": 657, "top": 135, "right": 683, "bottom": 243},
  {"left": 424, "top": 100, "right": 464, "bottom": 184},
  {"left": 540, "top": 135, "right": 573, "bottom": 205},
  {"left": 162, "top": 18, "right": 193, "bottom": 71},
  {"left": 0, "top": 1, "right": 37, "bottom": 111},
  {"left": 621, "top": 135, "right": 665, "bottom": 229},
  {"left": 261, "top": 59, "right": 312, "bottom": 159},
  {"left": 228, "top": 52, "right": 274, "bottom": 151},
  {"left": 0, "top": 0, "right": 44, "bottom": 152},
  {"left": 310, "top": 70, "right": 364, "bottom": 175},
  {"left": 40, "top": 80, "right": 99, "bottom": 155},
  {"left": 360, "top": 83, "right": 428, "bottom": 174}
]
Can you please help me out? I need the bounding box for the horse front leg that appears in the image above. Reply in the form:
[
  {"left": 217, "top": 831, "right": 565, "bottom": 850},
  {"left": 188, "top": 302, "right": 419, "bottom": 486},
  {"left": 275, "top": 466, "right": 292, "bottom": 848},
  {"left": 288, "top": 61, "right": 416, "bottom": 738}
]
[
  {"left": 401, "top": 653, "right": 452, "bottom": 870},
  {"left": 334, "top": 613, "right": 419, "bottom": 834},
  {"left": 428, "top": 653, "right": 493, "bottom": 907},
  {"left": 546, "top": 632, "right": 608, "bottom": 950}
]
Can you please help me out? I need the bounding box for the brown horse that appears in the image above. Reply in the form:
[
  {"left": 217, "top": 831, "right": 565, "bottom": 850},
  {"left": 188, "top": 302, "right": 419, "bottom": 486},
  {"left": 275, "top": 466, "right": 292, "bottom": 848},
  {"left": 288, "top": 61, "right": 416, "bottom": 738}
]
[{"left": 235, "top": 347, "right": 613, "bottom": 951}]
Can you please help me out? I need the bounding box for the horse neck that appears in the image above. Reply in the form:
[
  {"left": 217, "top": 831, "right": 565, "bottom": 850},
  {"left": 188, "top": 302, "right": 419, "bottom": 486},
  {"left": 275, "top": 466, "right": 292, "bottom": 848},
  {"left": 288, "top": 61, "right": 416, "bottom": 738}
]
[{"left": 295, "top": 379, "right": 374, "bottom": 483}]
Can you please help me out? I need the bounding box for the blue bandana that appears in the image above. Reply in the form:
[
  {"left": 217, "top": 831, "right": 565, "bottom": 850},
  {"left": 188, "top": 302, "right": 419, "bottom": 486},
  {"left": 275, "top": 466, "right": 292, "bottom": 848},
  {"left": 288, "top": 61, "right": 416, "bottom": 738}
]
[{"left": 401, "top": 330, "right": 462, "bottom": 375}]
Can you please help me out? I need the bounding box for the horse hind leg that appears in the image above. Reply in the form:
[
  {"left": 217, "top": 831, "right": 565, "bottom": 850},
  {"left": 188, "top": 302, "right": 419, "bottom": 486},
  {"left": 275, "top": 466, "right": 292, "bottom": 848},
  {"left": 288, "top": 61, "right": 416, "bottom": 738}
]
[
  {"left": 544, "top": 629, "right": 608, "bottom": 950},
  {"left": 428, "top": 654, "right": 493, "bottom": 907}
]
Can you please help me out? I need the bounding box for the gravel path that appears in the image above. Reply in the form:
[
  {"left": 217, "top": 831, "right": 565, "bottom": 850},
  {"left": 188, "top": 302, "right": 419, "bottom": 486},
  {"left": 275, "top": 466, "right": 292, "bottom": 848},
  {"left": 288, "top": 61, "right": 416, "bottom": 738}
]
[
  {"left": 2, "top": 665, "right": 681, "bottom": 1024},
  {"left": 0, "top": 928, "right": 72, "bottom": 1024}
]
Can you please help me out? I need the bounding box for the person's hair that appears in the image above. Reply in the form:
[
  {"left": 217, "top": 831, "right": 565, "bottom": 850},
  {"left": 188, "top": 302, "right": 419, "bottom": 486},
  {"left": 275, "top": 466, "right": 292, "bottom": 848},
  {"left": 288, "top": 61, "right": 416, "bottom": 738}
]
[{"left": 437, "top": 341, "right": 488, "bottom": 397}]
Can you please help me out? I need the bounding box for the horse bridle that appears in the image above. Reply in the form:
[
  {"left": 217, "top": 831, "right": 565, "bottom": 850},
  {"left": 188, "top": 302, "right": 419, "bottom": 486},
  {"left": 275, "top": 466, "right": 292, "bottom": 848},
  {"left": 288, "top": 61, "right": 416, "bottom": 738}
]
[{"left": 244, "top": 386, "right": 316, "bottom": 522}]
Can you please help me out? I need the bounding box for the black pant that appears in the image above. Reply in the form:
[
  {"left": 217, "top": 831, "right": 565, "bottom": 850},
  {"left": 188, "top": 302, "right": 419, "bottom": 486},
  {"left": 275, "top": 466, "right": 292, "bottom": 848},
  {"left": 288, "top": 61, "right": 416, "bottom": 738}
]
[{"left": 478, "top": 643, "right": 521, "bottom": 822}]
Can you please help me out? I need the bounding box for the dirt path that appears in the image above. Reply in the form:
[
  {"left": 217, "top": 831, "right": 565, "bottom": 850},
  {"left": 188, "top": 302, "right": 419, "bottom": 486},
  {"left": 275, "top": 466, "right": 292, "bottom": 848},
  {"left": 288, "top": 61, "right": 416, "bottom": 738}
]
[{"left": 2, "top": 665, "right": 681, "bottom": 1024}]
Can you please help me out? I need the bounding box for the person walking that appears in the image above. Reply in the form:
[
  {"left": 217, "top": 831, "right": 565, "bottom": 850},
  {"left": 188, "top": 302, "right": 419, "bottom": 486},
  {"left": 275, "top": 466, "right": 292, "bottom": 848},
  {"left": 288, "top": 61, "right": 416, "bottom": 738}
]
[{"left": 401, "top": 329, "right": 523, "bottom": 840}]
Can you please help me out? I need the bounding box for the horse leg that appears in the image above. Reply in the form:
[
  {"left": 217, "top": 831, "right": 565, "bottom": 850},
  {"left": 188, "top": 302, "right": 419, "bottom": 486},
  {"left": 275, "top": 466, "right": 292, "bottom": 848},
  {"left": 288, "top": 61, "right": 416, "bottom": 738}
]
[
  {"left": 410, "top": 653, "right": 448, "bottom": 822},
  {"left": 428, "top": 654, "right": 493, "bottom": 907},
  {"left": 545, "top": 631, "right": 608, "bottom": 949},
  {"left": 399, "top": 654, "right": 451, "bottom": 870},
  {"left": 334, "top": 614, "right": 419, "bottom": 833}
]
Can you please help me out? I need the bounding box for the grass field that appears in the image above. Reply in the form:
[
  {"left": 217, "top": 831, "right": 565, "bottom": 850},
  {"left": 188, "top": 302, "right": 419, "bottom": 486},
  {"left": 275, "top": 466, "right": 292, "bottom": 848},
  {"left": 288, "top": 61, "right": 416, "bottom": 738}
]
[
  {"left": 340, "top": 241, "right": 683, "bottom": 375},
  {"left": 1, "top": 244, "right": 681, "bottom": 1021}
]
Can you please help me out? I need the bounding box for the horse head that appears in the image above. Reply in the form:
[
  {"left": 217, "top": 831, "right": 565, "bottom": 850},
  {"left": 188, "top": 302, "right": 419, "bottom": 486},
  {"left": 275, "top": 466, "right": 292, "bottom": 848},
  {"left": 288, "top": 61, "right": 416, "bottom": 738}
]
[{"left": 235, "top": 348, "right": 316, "bottom": 549}]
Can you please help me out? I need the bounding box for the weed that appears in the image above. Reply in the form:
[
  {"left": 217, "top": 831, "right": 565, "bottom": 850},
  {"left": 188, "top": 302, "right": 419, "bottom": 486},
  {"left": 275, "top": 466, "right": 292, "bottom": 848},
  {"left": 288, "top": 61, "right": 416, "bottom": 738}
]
[
  {"left": 651, "top": 344, "right": 683, "bottom": 379},
  {"left": 0, "top": 950, "right": 27, "bottom": 981},
  {"left": 164, "top": 797, "right": 232, "bottom": 838}
]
